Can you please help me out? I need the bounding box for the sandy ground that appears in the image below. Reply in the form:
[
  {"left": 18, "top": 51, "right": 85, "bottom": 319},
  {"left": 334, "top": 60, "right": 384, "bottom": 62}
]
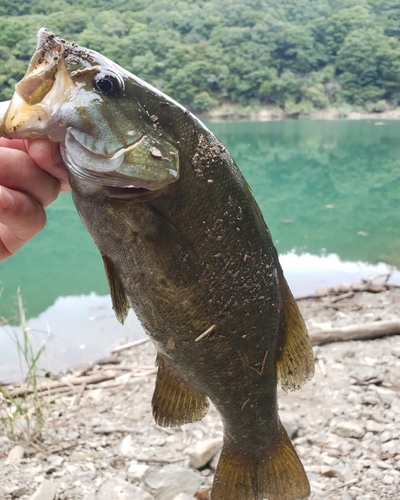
[{"left": 0, "top": 287, "right": 399, "bottom": 500}]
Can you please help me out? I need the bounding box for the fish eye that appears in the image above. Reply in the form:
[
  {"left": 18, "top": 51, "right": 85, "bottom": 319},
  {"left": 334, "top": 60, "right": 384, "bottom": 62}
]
[{"left": 93, "top": 72, "right": 122, "bottom": 96}]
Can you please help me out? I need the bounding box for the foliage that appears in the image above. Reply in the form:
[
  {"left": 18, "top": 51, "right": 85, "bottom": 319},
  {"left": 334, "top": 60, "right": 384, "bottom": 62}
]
[
  {"left": 0, "top": 0, "right": 399, "bottom": 111},
  {"left": 0, "top": 290, "right": 46, "bottom": 440}
]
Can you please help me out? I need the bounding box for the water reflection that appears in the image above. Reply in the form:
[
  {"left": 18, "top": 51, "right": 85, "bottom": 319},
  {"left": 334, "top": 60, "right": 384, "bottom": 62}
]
[
  {"left": 212, "top": 120, "right": 400, "bottom": 266},
  {"left": 281, "top": 251, "right": 400, "bottom": 297},
  {"left": 0, "top": 295, "right": 143, "bottom": 384}
]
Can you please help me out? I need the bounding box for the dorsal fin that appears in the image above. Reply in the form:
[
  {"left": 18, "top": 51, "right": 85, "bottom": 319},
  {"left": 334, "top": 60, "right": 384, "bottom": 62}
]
[
  {"left": 276, "top": 268, "right": 315, "bottom": 392},
  {"left": 101, "top": 253, "right": 130, "bottom": 324}
]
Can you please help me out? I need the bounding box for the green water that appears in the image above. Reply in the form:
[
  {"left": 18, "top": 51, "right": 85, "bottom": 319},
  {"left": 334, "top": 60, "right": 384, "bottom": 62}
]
[{"left": 1, "top": 120, "right": 400, "bottom": 319}]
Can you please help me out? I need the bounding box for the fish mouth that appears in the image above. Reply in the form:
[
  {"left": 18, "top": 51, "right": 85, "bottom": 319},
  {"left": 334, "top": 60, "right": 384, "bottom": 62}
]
[
  {"left": 102, "top": 186, "right": 153, "bottom": 197},
  {"left": 63, "top": 131, "right": 177, "bottom": 191}
]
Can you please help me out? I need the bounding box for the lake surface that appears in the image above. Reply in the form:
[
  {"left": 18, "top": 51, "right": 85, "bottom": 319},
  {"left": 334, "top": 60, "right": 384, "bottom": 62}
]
[{"left": 1, "top": 120, "right": 400, "bottom": 381}]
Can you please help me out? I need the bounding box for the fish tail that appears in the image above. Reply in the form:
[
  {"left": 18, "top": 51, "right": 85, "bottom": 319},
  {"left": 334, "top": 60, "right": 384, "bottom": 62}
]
[{"left": 212, "top": 423, "right": 310, "bottom": 500}]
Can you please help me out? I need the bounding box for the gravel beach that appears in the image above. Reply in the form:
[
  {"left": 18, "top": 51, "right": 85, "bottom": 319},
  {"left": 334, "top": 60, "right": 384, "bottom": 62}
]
[{"left": 1, "top": 287, "right": 399, "bottom": 500}]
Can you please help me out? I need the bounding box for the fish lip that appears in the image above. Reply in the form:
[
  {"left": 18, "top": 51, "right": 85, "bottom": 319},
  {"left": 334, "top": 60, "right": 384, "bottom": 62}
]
[
  {"left": 62, "top": 133, "right": 177, "bottom": 191},
  {"left": 68, "top": 127, "right": 144, "bottom": 161}
]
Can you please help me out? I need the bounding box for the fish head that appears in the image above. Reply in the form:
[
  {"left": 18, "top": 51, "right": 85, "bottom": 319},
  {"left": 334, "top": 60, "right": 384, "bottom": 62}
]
[{"left": 0, "top": 28, "right": 179, "bottom": 192}]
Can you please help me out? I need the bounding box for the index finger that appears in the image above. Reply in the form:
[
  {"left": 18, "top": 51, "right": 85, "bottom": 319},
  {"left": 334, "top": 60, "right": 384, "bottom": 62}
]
[
  {"left": 25, "top": 139, "right": 70, "bottom": 192},
  {"left": 0, "top": 137, "right": 70, "bottom": 193}
]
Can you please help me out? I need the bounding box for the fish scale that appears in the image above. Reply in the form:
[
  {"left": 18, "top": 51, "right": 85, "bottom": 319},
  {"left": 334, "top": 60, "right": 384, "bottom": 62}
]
[{"left": 0, "top": 28, "right": 315, "bottom": 500}]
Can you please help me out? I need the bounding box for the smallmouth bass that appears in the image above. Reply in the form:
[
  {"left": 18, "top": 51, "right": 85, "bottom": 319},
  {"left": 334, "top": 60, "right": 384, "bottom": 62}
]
[{"left": 0, "top": 29, "right": 315, "bottom": 500}]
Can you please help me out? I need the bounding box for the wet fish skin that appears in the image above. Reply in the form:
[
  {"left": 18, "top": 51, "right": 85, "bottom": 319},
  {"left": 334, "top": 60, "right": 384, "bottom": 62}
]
[{"left": 0, "top": 29, "right": 314, "bottom": 500}]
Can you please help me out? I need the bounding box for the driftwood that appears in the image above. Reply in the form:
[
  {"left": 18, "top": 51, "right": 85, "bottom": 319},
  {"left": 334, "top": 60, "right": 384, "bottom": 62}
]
[
  {"left": 7, "top": 369, "right": 118, "bottom": 397},
  {"left": 299, "top": 275, "right": 397, "bottom": 300},
  {"left": 111, "top": 338, "right": 150, "bottom": 353},
  {"left": 309, "top": 319, "right": 400, "bottom": 346},
  {"left": 316, "top": 282, "right": 394, "bottom": 296}
]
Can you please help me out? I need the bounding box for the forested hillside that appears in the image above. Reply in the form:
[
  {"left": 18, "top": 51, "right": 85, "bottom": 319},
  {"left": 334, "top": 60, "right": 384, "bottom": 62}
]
[{"left": 0, "top": 0, "right": 399, "bottom": 114}]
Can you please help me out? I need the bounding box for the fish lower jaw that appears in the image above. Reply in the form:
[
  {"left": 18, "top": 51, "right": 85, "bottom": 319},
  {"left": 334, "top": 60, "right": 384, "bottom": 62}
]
[{"left": 65, "top": 162, "right": 166, "bottom": 193}]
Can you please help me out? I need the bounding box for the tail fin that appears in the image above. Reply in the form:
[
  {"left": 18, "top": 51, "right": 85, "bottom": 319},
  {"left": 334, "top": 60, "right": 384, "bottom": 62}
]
[{"left": 212, "top": 423, "right": 310, "bottom": 500}]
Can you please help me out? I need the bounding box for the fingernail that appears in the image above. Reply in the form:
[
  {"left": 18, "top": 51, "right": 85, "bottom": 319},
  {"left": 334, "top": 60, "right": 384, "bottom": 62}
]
[{"left": 0, "top": 186, "right": 15, "bottom": 210}]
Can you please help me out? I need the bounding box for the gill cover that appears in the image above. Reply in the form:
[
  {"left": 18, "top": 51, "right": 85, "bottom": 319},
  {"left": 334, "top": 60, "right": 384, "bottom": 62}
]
[{"left": 0, "top": 28, "right": 179, "bottom": 190}]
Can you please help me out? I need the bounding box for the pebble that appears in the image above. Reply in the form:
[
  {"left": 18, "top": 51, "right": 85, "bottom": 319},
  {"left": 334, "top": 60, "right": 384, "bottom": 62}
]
[
  {"left": 145, "top": 467, "right": 203, "bottom": 500},
  {"left": 127, "top": 462, "right": 150, "bottom": 482},
  {"left": 118, "top": 435, "right": 133, "bottom": 456},
  {"left": 96, "top": 478, "right": 155, "bottom": 500},
  {"left": 280, "top": 410, "right": 300, "bottom": 439},
  {"left": 186, "top": 438, "right": 223, "bottom": 469},
  {"left": 330, "top": 421, "right": 365, "bottom": 439},
  {"left": 381, "top": 440, "right": 399, "bottom": 455},
  {"left": 209, "top": 449, "right": 221, "bottom": 472},
  {"left": 365, "top": 420, "right": 383, "bottom": 433},
  {"left": 3, "top": 486, "right": 29, "bottom": 498},
  {"left": 379, "top": 431, "right": 393, "bottom": 443},
  {"left": 46, "top": 455, "right": 65, "bottom": 468},
  {"left": 7, "top": 445, "right": 25, "bottom": 462},
  {"left": 30, "top": 480, "right": 56, "bottom": 500},
  {"left": 350, "top": 364, "right": 379, "bottom": 382}
]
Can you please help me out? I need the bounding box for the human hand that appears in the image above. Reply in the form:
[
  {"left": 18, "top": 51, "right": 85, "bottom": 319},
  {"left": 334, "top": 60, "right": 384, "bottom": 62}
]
[{"left": 0, "top": 138, "right": 69, "bottom": 260}]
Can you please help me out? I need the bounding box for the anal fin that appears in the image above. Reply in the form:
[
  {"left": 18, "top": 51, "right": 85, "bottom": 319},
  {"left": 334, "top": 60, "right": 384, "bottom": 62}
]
[
  {"left": 212, "top": 422, "right": 310, "bottom": 500},
  {"left": 152, "top": 354, "right": 209, "bottom": 427},
  {"left": 277, "top": 269, "right": 315, "bottom": 392},
  {"left": 101, "top": 253, "right": 130, "bottom": 324}
]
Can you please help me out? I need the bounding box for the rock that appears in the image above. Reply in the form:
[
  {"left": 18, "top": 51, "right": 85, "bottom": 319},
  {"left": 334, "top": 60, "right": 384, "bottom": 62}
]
[
  {"left": 379, "top": 431, "right": 393, "bottom": 443},
  {"left": 280, "top": 411, "right": 300, "bottom": 439},
  {"left": 365, "top": 420, "right": 383, "bottom": 433},
  {"left": 382, "top": 475, "right": 394, "bottom": 485},
  {"left": 186, "top": 438, "right": 223, "bottom": 469},
  {"left": 173, "top": 495, "right": 195, "bottom": 500},
  {"left": 110, "top": 456, "right": 127, "bottom": 470},
  {"left": 4, "top": 486, "right": 29, "bottom": 498},
  {"left": 145, "top": 467, "right": 203, "bottom": 500},
  {"left": 381, "top": 440, "right": 399, "bottom": 455},
  {"left": 118, "top": 435, "right": 133, "bottom": 457},
  {"left": 83, "top": 491, "right": 97, "bottom": 500},
  {"left": 330, "top": 421, "right": 365, "bottom": 439},
  {"left": 350, "top": 364, "right": 379, "bottom": 382},
  {"left": 210, "top": 449, "right": 221, "bottom": 471},
  {"left": 97, "top": 478, "right": 155, "bottom": 500},
  {"left": 127, "top": 461, "right": 150, "bottom": 482},
  {"left": 7, "top": 445, "right": 25, "bottom": 462},
  {"left": 46, "top": 455, "right": 65, "bottom": 468},
  {"left": 0, "top": 435, "right": 10, "bottom": 451},
  {"left": 30, "top": 480, "right": 57, "bottom": 500}
]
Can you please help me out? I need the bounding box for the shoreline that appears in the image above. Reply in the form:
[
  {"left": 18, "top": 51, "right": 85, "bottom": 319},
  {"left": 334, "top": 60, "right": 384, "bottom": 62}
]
[
  {"left": 198, "top": 105, "right": 400, "bottom": 122},
  {"left": 1, "top": 287, "right": 399, "bottom": 499}
]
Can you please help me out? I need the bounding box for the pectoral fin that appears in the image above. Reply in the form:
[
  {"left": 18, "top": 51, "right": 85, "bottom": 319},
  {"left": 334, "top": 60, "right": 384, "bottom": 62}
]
[
  {"left": 277, "top": 268, "right": 315, "bottom": 392},
  {"left": 152, "top": 354, "right": 209, "bottom": 427},
  {"left": 101, "top": 253, "right": 130, "bottom": 324}
]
